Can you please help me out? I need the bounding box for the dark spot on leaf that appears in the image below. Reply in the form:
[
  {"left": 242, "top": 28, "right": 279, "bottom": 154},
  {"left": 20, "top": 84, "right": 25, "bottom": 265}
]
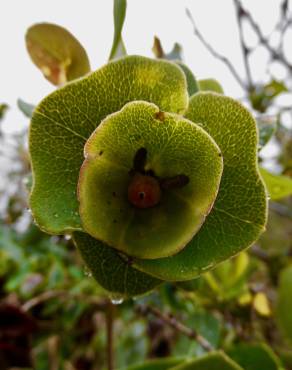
[
  {"left": 133, "top": 147, "right": 147, "bottom": 172},
  {"left": 218, "top": 152, "right": 222, "bottom": 157},
  {"left": 112, "top": 191, "right": 117, "bottom": 197},
  {"left": 113, "top": 219, "right": 117, "bottom": 223},
  {"left": 155, "top": 111, "right": 165, "bottom": 121},
  {"left": 99, "top": 150, "right": 103, "bottom": 156},
  {"left": 160, "top": 174, "right": 190, "bottom": 190},
  {"left": 139, "top": 192, "right": 145, "bottom": 200}
]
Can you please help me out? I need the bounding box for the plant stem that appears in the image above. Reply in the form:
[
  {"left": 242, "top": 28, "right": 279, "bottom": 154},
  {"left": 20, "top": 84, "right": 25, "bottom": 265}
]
[
  {"left": 136, "top": 304, "right": 213, "bottom": 352},
  {"left": 106, "top": 300, "right": 115, "bottom": 370}
]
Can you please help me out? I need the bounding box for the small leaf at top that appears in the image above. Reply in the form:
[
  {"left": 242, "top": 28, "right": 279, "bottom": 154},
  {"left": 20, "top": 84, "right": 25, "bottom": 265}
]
[
  {"left": 152, "top": 36, "right": 183, "bottom": 61},
  {"left": 109, "top": 0, "right": 127, "bottom": 60},
  {"left": 25, "top": 23, "right": 90, "bottom": 85},
  {"left": 260, "top": 168, "right": 292, "bottom": 200},
  {"left": 199, "top": 79, "right": 224, "bottom": 94}
]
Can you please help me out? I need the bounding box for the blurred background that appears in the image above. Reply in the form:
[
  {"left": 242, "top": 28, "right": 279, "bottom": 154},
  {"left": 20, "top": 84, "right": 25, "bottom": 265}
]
[{"left": 0, "top": 0, "right": 292, "bottom": 369}]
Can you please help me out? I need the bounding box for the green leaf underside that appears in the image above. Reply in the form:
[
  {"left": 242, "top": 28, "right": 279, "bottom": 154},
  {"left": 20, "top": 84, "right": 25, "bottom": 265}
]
[
  {"left": 257, "top": 118, "right": 277, "bottom": 148},
  {"left": 260, "top": 168, "right": 292, "bottom": 200},
  {"left": 73, "top": 231, "right": 161, "bottom": 296},
  {"left": 109, "top": 0, "right": 127, "bottom": 60},
  {"left": 17, "top": 98, "right": 35, "bottom": 118},
  {"left": 176, "top": 62, "right": 199, "bottom": 96},
  {"left": 276, "top": 265, "right": 292, "bottom": 343},
  {"left": 134, "top": 93, "right": 267, "bottom": 280},
  {"left": 123, "top": 357, "right": 184, "bottom": 370},
  {"left": 227, "top": 343, "right": 281, "bottom": 370},
  {"left": 25, "top": 23, "right": 90, "bottom": 85},
  {"left": 171, "top": 352, "right": 243, "bottom": 370},
  {"left": 79, "top": 101, "right": 223, "bottom": 259},
  {"left": 199, "top": 79, "right": 224, "bottom": 94},
  {"left": 29, "top": 56, "right": 188, "bottom": 234}
]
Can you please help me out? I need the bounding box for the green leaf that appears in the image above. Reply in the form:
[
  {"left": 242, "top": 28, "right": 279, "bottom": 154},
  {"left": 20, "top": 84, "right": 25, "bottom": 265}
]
[
  {"left": 109, "top": 0, "right": 127, "bottom": 60},
  {"left": 122, "top": 357, "right": 184, "bottom": 370},
  {"left": 29, "top": 56, "right": 188, "bottom": 235},
  {"left": 276, "top": 265, "right": 292, "bottom": 343},
  {"left": 0, "top": 103, "right": 8, "bottom": 120},
  {"left": 257, "top": 117, "right": 277, "bottom": 148},
  {"left": 171, "top": 352, "right": 243, "bottom": 370},
  {"left": 199, "top": 79, "right": 224, "bottom": 94},
  {"left": 134, "top": 93, "right": 267, "bottom": 280},
  {"left": 260, "top": 168, "right": 292, "bottom": 200},
  {"left": 176, "top": 62, "right": 199, "bottom": 96},
  {"left": 25, "top": 23, "right": 90, "bottom": 85},
  {"left": 17, "top": 99, "right": 35, "bottom": 118},
  {"left": 227, "top": 343, "right": 282, "bottom": 370},
  {"left": 78, "top": 101, "right": 223, "bottom": 259},
  {"left": 73, "top": 231, "right": 161, "bottom": 297}
]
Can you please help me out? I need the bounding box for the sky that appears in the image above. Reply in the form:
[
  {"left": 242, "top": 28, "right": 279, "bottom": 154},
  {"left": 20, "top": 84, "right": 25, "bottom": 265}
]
[{"left": 0, "top": 0, "right": 289, "bottom": 134}]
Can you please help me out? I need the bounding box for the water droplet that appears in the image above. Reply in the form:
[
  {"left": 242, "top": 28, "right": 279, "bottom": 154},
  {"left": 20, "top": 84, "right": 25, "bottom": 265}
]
[
  {"left": 84, "top": 266, "right": 92, "bottom": 277},
  {"left": 109, "top": 293, "right": 124, "bottom": 305}
]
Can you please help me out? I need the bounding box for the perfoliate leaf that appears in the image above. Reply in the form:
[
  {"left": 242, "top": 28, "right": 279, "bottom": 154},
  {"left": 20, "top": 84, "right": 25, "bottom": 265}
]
[
  {"left": 17, "top": 99, "right": 35, "bottom": 118},
  {"left": 171, "top": 352, "right": 243, "bottom": 370},
  {"left": 199, "top": 79, "right": 224, "bottom": 94},
  {"left": 25, "top": 23, "right": 90, "bottom": 85},
  {"left": 109, "top": 0, "right": 127, "bottom": 60},
  {"left": 134, "top": 93, "right": 267, "bottom": 281},
  {"left": 260, "top": 168, "right": 292, "bottom": 200},
  {"left": 78, "top": 101, "right": 223, "bottom": 259},
  {"left": 73, "top": 232, "right": 161, "bottom": 297},
  {"left": 29, "top": 56, "right": 188, "bottom": 235},
  {"left": 227, "top": 343, "right": 282, "bottom": 370},
  {"left": 276, "top": 265, "right": 292, "bottom": 343}
]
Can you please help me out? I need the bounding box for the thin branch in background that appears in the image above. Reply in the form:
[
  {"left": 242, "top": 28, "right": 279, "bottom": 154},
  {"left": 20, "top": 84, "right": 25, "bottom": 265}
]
[
  {"left": 233, "top": 0, "right": 254, "bottom": 91},
  {"left": 236, "top": 0, "right": 292, "bottom": 71},
  {"left": 186, "top": 8, "right": 246, "bottom": 90},
  {"left": 136, "top": 304, "right": 213, "bottom": 352},
  {"left": 106, "top": 300, "right": 115, "bottom": 370},
  {"left": 22, "top": 290, "right": 106, "bottom": 311}
]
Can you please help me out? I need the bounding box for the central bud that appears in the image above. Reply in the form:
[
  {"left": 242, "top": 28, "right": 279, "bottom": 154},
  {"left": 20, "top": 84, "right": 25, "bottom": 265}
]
[{"left": 128, "top": 173, "right": 161, "bottom": 209}]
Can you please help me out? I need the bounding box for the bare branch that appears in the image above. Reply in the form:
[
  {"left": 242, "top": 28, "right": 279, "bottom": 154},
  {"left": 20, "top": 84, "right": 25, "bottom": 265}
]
[
  {"left": 186, "top": 8, "right": 246, "bottom": 90},
  {"left": 236, "top": 0, "right": 292, "bottom": 71},
  {"left": 136, "top": 304, "right": 213, "bottom": 352},
  {"left": 233, "top": 0, "right": 254, "bottom": 90}
]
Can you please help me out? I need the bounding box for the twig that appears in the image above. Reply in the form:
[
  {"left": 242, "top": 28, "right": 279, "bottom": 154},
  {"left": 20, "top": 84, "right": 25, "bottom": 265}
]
[
  {"left": 106, "top": 300, "right": 115, "bottom": 370},
  {"left": 186, "top": 8, "right": 246, "bottom": 90},
  {"left": 136, "top": 304, "right": 213, "bottom": 352},
  {"left": 236, "top": 0, "right": 292, "bottom": 71},
  {"left": 22, "top": 290, "right": 106, "bottom": 311},
  {"left": 233, "top": 0, "right": 254, "bottom": 90}
]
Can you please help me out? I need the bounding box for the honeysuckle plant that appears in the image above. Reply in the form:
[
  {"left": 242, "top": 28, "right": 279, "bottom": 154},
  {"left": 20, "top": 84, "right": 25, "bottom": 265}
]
[{"left": 28, "top": 46, "right": 268, "bottom": 298}]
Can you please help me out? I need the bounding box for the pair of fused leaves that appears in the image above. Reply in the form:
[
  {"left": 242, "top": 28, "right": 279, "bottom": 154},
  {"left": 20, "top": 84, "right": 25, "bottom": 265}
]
[{"left": 29, "top": 54, "right": 267, "bottom": 297}]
